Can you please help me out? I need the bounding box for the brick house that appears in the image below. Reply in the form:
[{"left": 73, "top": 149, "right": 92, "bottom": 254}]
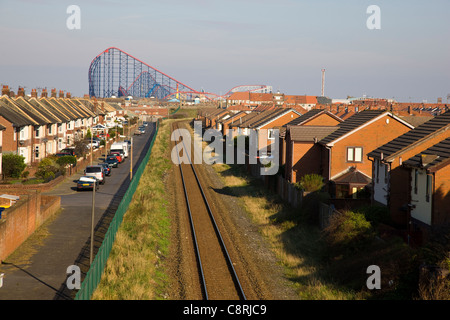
[
  {"left": 36, "top": 97, "right": 72, "bottom": 151},
  {"left": 367, "top": 111, "right": 450, "bottom": 226},
  {"left": 0, "top": 96, "right": 39, "bottom": 164},
  {"left": 12, "top": 96, "right": 56, "bottom": 163},
  {"left": 402, "top": 137, "right": 450, "bottom": 243},
  {"left": 233, "top": 108, "right": 302, "bottom": 155},
  {"left": 318, "top": 110, "right": 414, "bottom": 199},
  {"left": 280, "top": 109, "right": 343, "bottom": 182},
  {"left": 218, "top": 111, "right": 250, "bottom": 136}
]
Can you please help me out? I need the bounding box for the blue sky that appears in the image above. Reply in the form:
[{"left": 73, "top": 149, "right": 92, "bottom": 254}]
[{"left": 0, "top": 0, "right": 449, "bottom": 102}]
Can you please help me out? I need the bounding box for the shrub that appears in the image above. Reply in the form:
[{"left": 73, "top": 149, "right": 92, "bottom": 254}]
[
  {"left": 35, "top": 157, "right": 62, "bottom": 181},
  {"left": 2, "top": 153, "right": 27, "bottom": 179},
  {"left": 324, "top": 210, "right": 374, "bottom": 254},
  {"left": 56, "top": 155, "right": 77, "bottom": 168},
  {"left": 297, "top": 174, "right": 324, "bottom": 192}
]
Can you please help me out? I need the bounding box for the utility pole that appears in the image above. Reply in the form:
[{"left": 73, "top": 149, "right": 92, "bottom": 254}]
[
  {"left": 90, "top": 129, "right": 93, "bottom": 166},
  {"left": 321, "top": 68, "right": 326, "bottom": 97},
  {"left": 130, "top": 137, "right": 133, "bottom": 181}
]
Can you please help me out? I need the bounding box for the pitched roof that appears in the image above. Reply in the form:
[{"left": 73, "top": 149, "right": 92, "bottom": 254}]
[
  {"left": 0, "top": 96, "right": 40, "bottom": 125},
  {"left": 288, "top": 126, "right": 338, "bottom": 142},
  {"left": 367, "top": 110, "right": 450, "bottom": 160},
  {"left": 283, "top": 109, "right": 341, "bottom": 127},
  {"left": 284, "top": 95, "right": 317, "bottom": 105},
  {"left": 320, "top": 110, "right": 392, "bottom": 146},
  {"left": 45, "top": 98, "right": 78, "bottom": 121},
  {"left": 25, "top": 98, "right": 63, "bottom": 123},
  {"left": 0, "top": 98, "right": 37, "bottom": 126},
  {"left": 402, "top": 137, "right": 450, "bottom": 172},
  {"left": 235, "top": 109, "right": 299, "bottom": 129},
  {"left": 37, "top": 98, "right": 72, "bottom": 122},
  {"left": 333, "top": 168, "right": 372, "bottom": 185},
  {"left": 11, "top": 97, "right": 52, "bottom": 125},
  {"left": 229, "top": 112, "right": 259, "bottom": 128}
]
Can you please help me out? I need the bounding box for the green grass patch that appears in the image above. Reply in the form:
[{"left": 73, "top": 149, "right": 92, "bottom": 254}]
[{"left": 92, "top": 120, "right": 175, "bottom": 300}]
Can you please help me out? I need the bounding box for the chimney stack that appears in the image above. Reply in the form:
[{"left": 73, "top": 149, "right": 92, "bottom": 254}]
[
  {"left": 51, "top": 88, "right": 57, "bottom": 98},
  {"left": 66, "top": 92, "right": 72, "bottom": 99},
  {"left": 31, "top": 89, "right": 38, "bottom": 98},
  {"left": 93, "top": 97, "right": 98, "bottom": 113},
  {"left": 17, "top": 87, "right": 25, "bottom": 97},
  {"left": 59, "top": 90, "right": 64, "bottom": 98},
  {"left": 1, "top": 85, "right": 10, "bottom": 96},
  {"left": 41, "top": 88, "right": 48, "bottom": 98}
]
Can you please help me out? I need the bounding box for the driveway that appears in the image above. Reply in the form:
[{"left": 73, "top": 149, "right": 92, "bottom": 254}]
[{"left": 0, "top": 122, "right": 156, "bottom": 300}]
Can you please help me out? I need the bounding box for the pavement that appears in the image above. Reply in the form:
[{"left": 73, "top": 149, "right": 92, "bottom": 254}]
[{"left": 0, "top": 122, "right": 156, "bottom": 300}]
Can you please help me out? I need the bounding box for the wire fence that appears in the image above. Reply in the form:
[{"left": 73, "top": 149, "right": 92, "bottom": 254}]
[{"left": 75, "top": 122, "right": 159, "bottom": 300}]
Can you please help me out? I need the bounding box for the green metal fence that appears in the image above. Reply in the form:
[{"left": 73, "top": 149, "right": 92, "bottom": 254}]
[
  {"left": 170, "top": 105, "right": 181, "bottom": 115},
  {"left": 75, "top": 122, "right": 160, "bottom": 300}
]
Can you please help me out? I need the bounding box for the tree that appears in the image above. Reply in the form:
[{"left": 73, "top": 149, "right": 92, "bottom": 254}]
[{"left": 2, "top": 153, "right": 27, "bottom": 179}]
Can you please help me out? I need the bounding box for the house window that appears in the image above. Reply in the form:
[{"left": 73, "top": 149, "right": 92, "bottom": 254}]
[
  {"left": 347, "top": 147, "right": 363, "bottom": 163},
  {"left": 20, "top": 127, "right": 26, "bottom": 140},
  {"left": 48, "top": 125, "right": 52, "bottom": 135},
  {"left": 268, "top": 129, "right": 275, "bottom": 140},
  {"left": 35, "top": 127, "right": 40, "bottom": 138}
]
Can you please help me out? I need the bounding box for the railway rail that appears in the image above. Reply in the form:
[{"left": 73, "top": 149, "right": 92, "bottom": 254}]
[{"left": 172, "top": 122, "right": 246, "bottom": 300}]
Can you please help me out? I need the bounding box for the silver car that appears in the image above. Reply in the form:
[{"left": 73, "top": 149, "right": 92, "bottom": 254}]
[{"left": 84, "top": 165, "right": 105, "bottom": 185}]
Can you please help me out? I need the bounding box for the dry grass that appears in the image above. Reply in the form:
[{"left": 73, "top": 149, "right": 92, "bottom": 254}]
[{"left": 212, "top": 163, "right": 358, "bottom": 300}]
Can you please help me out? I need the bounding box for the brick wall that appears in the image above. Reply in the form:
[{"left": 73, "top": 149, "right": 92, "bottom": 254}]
[
  {"left": 290, "top": 142, "right": 322, "bottom": 183},
  {"left": 432, "top": 164, "right": 450, "bottom": 226},
  {"left": 0, "top": 190, "right": 60, "bottom": 262}
]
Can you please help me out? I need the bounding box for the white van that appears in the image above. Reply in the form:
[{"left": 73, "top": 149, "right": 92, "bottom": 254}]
[{"left": 111, "top": 141, "right": 128, "bottom": 158}]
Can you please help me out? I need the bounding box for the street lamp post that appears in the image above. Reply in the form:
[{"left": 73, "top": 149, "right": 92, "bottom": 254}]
[
  {"left": 90, "top": 178, "right": 96, "bottom": 266},
  {"left": 130, "top": 137, "right": 133, "bottom": 181},
  {"left": 90, "top": 129, "right": 93, "bottom": 166}
]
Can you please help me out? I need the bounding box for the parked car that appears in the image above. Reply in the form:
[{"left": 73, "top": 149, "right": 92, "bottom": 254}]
[
  {"left": 138, "top": 126, "right": 145, "bottom": 134},
  {"left": 134, "top": 130, "right": 142, "bottom": 136},
  {"left": 106, "top": 156, "right": 119, "bottom": 168},
  {"left": 60, "top": 148, "right": 76, "bottom": 157},
  {"left": 84, "top": 165, "right": 105, "bottom": 185},
  {"left": 77, "top": 176, "right": 100, "bottom": 191},
  {"left": 56, "top": 152, "right": 73, "bottom": 157},
  {"left": 109, "top": 152, "right": 123, "bottom": 163},
  {"left": 86, "top": 140, "right": 100, "bottom": 149},
  {"left": 98, "top": 163, "right": 111, "bottom": 176}
]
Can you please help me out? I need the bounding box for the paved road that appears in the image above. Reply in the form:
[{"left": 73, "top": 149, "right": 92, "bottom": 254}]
[{"left": 0, "top": 122, "right": 156, "bottom": 300}]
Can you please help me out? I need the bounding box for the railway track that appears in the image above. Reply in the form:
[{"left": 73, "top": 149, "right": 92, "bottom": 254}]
[{"left": 172, "top": 122, "right": 246, "bottom": 300}]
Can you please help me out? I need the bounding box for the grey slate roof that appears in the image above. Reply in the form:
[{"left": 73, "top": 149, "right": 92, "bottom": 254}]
[
  {"left": 288, "top": 126, "right": 338, "bottom": 142},
  {"left": 11, "top": 97, "right": 51, "bottom": 125},
  {"left": 38, "top": 98, "right": 72, "bottom": 122},
  {"left": 283, "top": 109, "right": 340, "bottom": 127},
  {"left": 402, "top": 137, "right": 450, "bottom": 171},
  {"left": 367, "top": 110, "right": 450, "bottom": 160},
  {"left": 319, "top": 110, "right": 387, "bottom": 146},
  {"left": 0, "top": 99, "right": 37, "bottom": 126}
]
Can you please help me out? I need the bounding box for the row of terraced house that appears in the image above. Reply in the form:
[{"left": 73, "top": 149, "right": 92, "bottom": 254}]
[
  {"left": 197, "top": 103, "right": 450, "bottom": 245},
  {"left": 0, "top": 86, "right": 127, "bottom": 176}
]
